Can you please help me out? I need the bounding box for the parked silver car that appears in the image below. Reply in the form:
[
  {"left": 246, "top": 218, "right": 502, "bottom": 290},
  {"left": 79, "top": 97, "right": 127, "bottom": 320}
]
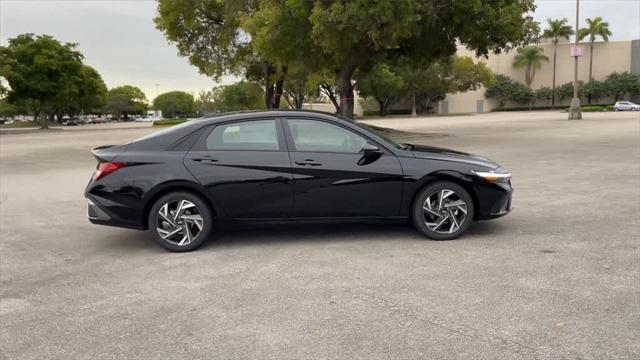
[{"left": 613, "top": 101, "right": 640, "bottom": 111}]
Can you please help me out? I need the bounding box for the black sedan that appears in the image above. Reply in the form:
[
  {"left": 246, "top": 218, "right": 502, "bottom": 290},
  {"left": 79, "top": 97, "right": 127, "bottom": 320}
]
[{"left": 85, "top": 110, "right": 512, "bottom": 252}]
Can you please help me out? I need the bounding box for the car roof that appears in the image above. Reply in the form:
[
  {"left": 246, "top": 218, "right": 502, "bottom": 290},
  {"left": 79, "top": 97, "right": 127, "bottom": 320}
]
[{"left": 196, "top": 109, "right": 341, "bottom": 124}]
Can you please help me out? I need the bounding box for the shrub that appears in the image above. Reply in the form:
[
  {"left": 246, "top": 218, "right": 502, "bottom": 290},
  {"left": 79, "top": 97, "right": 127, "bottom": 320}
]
[
  {"left": 153, "top": 118, "right": 187, "bottom": 126},
  {"left": 580, "top": 105, "right": 605, "bottom": 112}
]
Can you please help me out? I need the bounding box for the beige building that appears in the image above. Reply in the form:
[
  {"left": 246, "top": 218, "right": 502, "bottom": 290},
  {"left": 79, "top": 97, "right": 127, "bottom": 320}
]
[{"left": 442, "top": 39, "right": 640, "bottom": 114}]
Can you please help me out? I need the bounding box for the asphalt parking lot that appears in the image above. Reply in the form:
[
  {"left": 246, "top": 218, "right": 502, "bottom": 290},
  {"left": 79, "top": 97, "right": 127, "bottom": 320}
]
[{"left": 1, "top": 111, "right": 639, "bottom": 359}]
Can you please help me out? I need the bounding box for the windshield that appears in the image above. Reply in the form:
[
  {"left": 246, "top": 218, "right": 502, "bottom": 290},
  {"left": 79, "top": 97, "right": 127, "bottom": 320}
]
[{"left": 337, "top": 115, "right": 407, "bottom": 150}]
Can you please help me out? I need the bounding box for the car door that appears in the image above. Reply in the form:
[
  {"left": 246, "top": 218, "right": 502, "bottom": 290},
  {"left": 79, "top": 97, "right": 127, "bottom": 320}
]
[
  {"left": 283, "top": 117, "right": 404, "bottom": 218},
  {"left": 184, "top": 118, "right": 293, "bottom": 219}
]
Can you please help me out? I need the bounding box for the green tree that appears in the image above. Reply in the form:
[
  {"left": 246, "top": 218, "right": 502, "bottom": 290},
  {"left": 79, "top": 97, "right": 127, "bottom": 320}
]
[
  {"left": 0, "top": 34, "right": 84, "bottom": 128},
  {"left": 513, "top": 46, "right": 549, "bottom": 88},
  {"left": 153, "top": 91, "right": 196, "bottom": 118},
  {"left": 214, "top": 82, "right": 264, "bottom": 112},
  {"left": 307, "top": 0, "right": 536, "bottom": 118},
  {"left": 106, "top": 85, "right": 147, "bottom": 120},
  {"left": 542, "top": 18, "right": 574, "bottom": 108},
  {"left": 604, "top": 72, "right": 640, "bottom": 101},
  {"left": 408, "top": 56, "right": 494, "bottom": 114},
  {"left": 195, "top": 90, "right": 217, "bottom": 114},
  {"left": 357, "top": 63, "right": 406, "bottom": 116},
  {"left": 67, "top": 65, "right": 107, "bottom": 117},
  {"left": 155, "top": 0, "right": 285, "bottom": 109},
  {"left": 578, "top": 17, "right": 612, "bottom": 104}
]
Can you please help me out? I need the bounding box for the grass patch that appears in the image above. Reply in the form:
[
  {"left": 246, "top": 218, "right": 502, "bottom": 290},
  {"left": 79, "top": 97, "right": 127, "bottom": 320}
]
[
  {"left": 153, "top": 118, "right": 187, "bottom": 126},
  {"left": 0, "top": 120, "right": 42, "bottom": 128}
]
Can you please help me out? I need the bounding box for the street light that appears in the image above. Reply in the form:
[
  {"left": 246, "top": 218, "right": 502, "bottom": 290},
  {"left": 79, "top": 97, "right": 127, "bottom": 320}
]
[{"left": 568, "top": 0, "right": 582, "bottom": 120}]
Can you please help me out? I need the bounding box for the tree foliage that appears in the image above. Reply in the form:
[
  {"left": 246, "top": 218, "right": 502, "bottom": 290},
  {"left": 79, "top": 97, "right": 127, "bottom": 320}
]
[
  {"left": 212, "top": 82, "right": 264, "bottom": 112},
  {"left": 605, "top": 72, "right": 640, "bottom": 101},
  {"left": 485, "top": 75, "right": 533, "bottom": 106},
  {"left": 513, "top": 46, "right": 549, "bottom": 88},
  {"left": 357, "top": 63, "right": 407, "bottom": 116},
  {"left": 106, "top": 85, "right": 148, "bottom": 119},
  {"left": 0, "top": 34, "right": 85, "bottom": 128},
  {"left": 156, "top": 0, "right": 538, "bottom": 118},
  {"left": 153, "top": 91, "right": 196, "bottom": 118}
]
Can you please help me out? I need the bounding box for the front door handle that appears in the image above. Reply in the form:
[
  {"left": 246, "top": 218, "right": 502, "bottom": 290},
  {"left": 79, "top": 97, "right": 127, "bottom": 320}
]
[
  {"left": 192, "top": 157, "right": 218, "bottom": 164},
  {"left": 295, "top": 159, "right": 322, "bottom": 166}
]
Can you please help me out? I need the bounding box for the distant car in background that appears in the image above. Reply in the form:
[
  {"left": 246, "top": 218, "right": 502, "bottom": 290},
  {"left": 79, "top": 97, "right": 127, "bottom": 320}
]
[
  {"left": 613, "top": 101, "right": 640, "bottom": 111},
  {"left": 65, "top": 118, "right": 81, "bottom": 126}
]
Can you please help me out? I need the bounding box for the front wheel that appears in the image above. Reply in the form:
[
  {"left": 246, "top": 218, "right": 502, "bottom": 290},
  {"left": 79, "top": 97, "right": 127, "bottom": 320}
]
[
  {"left": 148, "top": 192, "right": 213, "bottom": 252},
  {"left": 412, "top": 181, "right": 474, "bottom": 240}
]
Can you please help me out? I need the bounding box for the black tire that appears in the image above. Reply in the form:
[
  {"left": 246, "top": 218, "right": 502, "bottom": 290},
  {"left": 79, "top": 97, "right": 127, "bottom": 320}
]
[
  {"left": 412, "top": 181, "right": 475, "bottom": 240},
  {"left": 148, "top": 191, "right": 214, "bottom": 252}
]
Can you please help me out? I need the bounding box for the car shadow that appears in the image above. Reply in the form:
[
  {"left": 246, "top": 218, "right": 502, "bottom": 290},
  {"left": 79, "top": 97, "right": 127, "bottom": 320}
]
[{"left": 98, "top": 220, "right": 509, "bottom": 252}]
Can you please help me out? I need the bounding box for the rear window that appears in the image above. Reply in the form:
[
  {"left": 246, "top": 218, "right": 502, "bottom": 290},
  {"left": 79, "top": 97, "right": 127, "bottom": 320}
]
[
  {"left": 132, "top": 120, "right": 197, "bottom": 143},
  {"left": 206, "top": 119, "right": 279, "bottom": 151}
]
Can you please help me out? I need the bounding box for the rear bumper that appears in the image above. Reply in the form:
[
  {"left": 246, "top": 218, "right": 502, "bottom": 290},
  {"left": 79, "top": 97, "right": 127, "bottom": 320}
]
[{"left": 86, "top": 195, "right": 146, "bottom": 230}]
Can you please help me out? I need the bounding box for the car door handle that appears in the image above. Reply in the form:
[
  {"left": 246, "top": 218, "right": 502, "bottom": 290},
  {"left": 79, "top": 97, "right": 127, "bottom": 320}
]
[
  {"left": 295, "top": 160, "right": 322, "bottom": 166},
  {"left": 191, "top": 157, "right": 218, "bottom": 164}
]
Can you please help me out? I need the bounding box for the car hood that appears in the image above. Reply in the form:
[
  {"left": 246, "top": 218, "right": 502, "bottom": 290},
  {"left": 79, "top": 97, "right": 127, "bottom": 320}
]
[{"left": 409, "top": 144, "right": 499, "bottom": 169}]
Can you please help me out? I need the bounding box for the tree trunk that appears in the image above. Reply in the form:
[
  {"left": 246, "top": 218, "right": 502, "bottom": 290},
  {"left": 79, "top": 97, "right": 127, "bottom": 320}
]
[
  {"left": 411, "top": 88, "right": 417, "bottom": 117},
  {"left": 38, "top": 111, "right": 47, "bottom": 129},
  {"left": 337, "top": 66, "right": 355, "bottom": 118},
  {"left": 320, "top": 82, "right": 340, "bottom": 114},
  {"left": 272, "top": 66, "right": 287, "bottom": 109},
  {"left": 261, "top": 61, "right": 275, "bottom": 109},
  {"left": 552, "top": 43, "right": 557, "bottom": 109},
  {"left": 377, "top": 99, "right": 387, "bottom": 117},
  {"left": 588, "top": 42, "right": 594, "bottom": 104}
]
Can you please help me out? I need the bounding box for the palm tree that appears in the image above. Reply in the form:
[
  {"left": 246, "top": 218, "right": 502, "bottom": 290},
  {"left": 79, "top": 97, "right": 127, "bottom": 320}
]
[
  {"left": 578, "top": 17, "right": 612, "bottom": 104},
  {"left": 513, "top": 46, "right": 549, "bottom": 88},
  {"left": 542, "top": 18, "right": 573, "bottom": 108}
]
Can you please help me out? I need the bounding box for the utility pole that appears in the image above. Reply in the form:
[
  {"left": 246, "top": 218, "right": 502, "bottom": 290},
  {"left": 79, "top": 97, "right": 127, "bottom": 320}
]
[{"left": 568, "top": 0, "right": 582, "bottom": 120}]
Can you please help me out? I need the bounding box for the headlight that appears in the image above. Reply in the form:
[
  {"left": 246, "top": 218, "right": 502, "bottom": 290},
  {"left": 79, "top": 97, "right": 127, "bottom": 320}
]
[{"left": 471, "top": 170, "right": 511, "bottom": 183}]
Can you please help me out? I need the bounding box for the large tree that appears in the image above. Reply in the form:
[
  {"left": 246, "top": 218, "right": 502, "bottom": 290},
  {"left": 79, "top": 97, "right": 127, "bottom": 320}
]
[
  {"left": 155, "top": 0, "right": 537, "bottom": 119},
  {"left": 578, "top": 17, "right": 612, "bottom": 104},
  {"left": 153, "top": 91, "right": 196, "bottom": 118},
  {"left": 155, "top": 0, "right": 286, "bottom": 109},
  {"left": 306, "top": 0, "right": 537, "bottom": 118},
  {"left": 542, "top": 18, "right": 574, "bottom": 108},
  {"left": 0, "top": 34, "right": 84, "bottom": 128},
  {"left": 106, "top": 85, "right": 148, "bottom": 120}
]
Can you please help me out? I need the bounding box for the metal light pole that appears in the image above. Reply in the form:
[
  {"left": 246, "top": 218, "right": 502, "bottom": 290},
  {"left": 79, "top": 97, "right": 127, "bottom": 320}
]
[{"left": 568, "top": 0, "right": 582, "bottom": 120}]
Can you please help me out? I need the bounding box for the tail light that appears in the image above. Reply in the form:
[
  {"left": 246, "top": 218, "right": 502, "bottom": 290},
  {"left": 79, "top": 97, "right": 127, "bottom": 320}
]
[{"left": 94, "top": 161, "right": 126, "bottom": 181}]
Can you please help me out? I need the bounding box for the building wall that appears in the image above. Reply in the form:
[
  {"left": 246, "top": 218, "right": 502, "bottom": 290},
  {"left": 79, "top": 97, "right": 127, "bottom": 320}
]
[{"left": 443, "top": 40, "right": 637, "bottom": 114}]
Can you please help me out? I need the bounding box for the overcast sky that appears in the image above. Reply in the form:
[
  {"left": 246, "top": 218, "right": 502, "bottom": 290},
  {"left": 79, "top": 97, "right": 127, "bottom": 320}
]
[{"left": 2, "top": 0, "right": 639, "bottom": 100}]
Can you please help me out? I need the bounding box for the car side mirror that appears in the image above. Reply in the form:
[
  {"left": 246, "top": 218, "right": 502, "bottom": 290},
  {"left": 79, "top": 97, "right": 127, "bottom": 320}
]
[{"left": 358, "top": 143, "right": 382, "bottom": 165}]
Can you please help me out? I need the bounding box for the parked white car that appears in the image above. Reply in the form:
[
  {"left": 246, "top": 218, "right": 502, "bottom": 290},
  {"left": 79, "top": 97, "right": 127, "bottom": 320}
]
[{"left": 613, "top": 101, "right": 640, "bottom": 111}]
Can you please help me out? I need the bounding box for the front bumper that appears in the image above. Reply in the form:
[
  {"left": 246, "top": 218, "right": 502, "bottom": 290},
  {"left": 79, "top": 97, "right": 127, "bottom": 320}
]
[{"left": 474, "top": 181, "right": 513, "bottom": 220}]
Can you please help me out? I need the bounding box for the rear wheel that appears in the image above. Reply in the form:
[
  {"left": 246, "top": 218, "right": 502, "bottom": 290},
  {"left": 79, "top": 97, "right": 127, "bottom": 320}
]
[
  {"left": 412, "top": 181, "right": 474, "bottom": 240},
  {"left": 148, "top": 192, "right": 213, "bottom": 252}
]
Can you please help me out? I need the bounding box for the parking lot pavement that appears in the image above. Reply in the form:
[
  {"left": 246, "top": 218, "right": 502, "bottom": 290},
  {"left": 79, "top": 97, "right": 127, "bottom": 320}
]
[{"left": 1, "top": 111, "right": 639, "bottom": 359}]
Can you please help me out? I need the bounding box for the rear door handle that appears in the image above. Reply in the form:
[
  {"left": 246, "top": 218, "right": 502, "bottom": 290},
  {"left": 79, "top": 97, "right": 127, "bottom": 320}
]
[{"left": 295, "top": 159, "right": 322, "bottom": 166}]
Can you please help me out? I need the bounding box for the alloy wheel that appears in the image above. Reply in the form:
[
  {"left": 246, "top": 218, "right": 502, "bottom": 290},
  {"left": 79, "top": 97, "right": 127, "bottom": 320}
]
[
  {"left": 422, "top": 189, "right": 468, "bottom": 234},
  {"left": 156, "top": 200, "right": 204, "bottom": 246}
]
